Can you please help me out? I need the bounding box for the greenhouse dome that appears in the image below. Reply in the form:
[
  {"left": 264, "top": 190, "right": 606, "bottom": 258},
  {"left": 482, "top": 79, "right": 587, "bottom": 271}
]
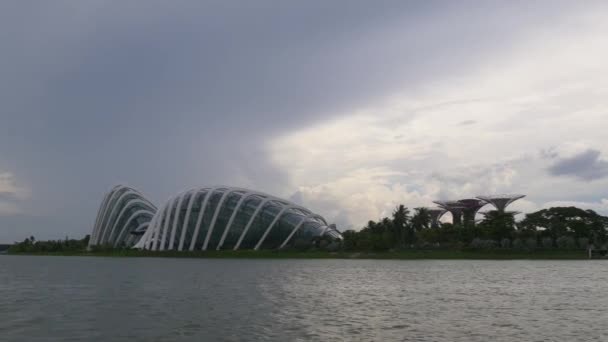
[
  {"left": 90, "top": 185, "right": 341, "bottom": 251},
  {"left": 89, "top": 185, "right": 157, "bottom": 248}
]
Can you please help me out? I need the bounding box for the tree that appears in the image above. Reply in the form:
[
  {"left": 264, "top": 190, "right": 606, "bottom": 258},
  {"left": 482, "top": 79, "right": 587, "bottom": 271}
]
[
  {"left": 392, "top": 205, "right": 411, "bottom": 246},
  {"left": 479, "top": 210, "right": 516, "bottom": 240},
  {"left": 519, "top": 207, "right": 608, "bottom": 244},
  {"left": 8, "top": 235, "right": 91, "bottom": 254},
  {"left": 341, "top": 230, "right": 358, "bottom": 250},
  {"left": 411, "top": 207, "right": 430, "bottom": 233}
]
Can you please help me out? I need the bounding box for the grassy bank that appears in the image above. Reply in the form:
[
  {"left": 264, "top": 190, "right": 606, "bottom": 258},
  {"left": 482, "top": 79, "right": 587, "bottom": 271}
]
[{"left": 6, "top": 248, "right": 590, "bottom": 260}]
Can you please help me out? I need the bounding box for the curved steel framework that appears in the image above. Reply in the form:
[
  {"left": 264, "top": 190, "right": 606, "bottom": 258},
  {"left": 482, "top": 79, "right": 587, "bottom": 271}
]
[
  {"left": 425, "top": 207, "right": 447, "bottom": 228},
  {"left": 431, "top": 194, "right": 525, "bottom": 225},
  {"left": 476, "top": 194, "right": 526, "bottom": 213},
  {"left": 89, "top": 185, "right": 157, "bottom": 248},
  {"left": 433, "top": 201, "right": 465, "bottom": 225},
  {"left": 131, "top": 186, "right": 341, "bottom": 251},
  {"left": 457, "top": 199, "right": 487, "bottom": 226}
]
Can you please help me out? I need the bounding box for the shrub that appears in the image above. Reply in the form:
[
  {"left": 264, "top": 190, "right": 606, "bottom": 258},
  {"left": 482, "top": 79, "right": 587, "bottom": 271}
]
[
  {"left": 500, "top": 238, "right": 511, "bottom": 249},
  {"left": 541, "top": 237, "right": 553, "bottom": 249},
  {"left": 512, "top": 238, "right": 524, "bottom": 250},
  {"left": 323, "top": 241, "right": 341, "bottom": 252},
  {"left": 577, "top": 237, "right": 589, "bottom": 249},
  {"left": 469, "top": 238, "right": 497, "bottom": 250},
  {"left": 525, "top": 237, "right": 537, "bottom": 250},
  {"left": 468, "top": 238, "right": 482, "bottom": 249},
  {"left": 556, "top": 236, "right": 576, "bottom": 249}
]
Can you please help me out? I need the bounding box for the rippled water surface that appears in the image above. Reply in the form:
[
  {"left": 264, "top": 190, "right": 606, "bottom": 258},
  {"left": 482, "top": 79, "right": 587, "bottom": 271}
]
[{"left": 1, "top": 256, "right": 607, "bottom": 341}]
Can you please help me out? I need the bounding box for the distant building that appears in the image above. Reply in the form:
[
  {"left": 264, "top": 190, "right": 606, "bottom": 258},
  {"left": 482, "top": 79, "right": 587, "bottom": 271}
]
[
  {"left": 89, "top": 185, "right": 341, "bottom": 251},
  {"left": 89, "top": 185, "right": 156, "bottom": 248},
  {"left": 433, "top": 194, "right": 525, "bottom": 225},
  {"left": 433, "top": 201, "right": 466, "bottom": 225},
  {"left": 424, "top": 207, "right": 447, "bottom": 228},
  {"left": 457, "top": 199, "right": 487, "bottom": 226}
]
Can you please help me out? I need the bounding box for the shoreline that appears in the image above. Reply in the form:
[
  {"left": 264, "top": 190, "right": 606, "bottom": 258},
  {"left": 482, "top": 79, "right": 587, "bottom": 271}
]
[{"left": 4, "top": 249, "right": 594, "bottom": 260}]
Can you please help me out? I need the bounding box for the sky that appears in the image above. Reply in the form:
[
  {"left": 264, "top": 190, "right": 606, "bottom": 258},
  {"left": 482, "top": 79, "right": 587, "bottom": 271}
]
[{"left": 1, "top": 1, "right": 608, "bottom": 242}]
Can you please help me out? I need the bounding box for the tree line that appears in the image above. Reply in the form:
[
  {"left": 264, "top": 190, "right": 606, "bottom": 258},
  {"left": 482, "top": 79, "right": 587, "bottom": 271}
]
[
  {"left": 8, "top": 235, "right": 90, "bottom": 253},
  {"left": 8, "top": 206, "right": 608, "bottom": 253},
  {"left": 340, "top": 206, "right": 608, "bottom": 251}
]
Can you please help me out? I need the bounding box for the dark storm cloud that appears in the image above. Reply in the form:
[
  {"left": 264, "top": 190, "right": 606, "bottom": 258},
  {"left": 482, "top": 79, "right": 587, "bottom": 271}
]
[
  {"left": 548, "top": 149, "right": 608, "bottom": 181},
  {"left": 0, "top": 0, "right": 591, "bottom": 241}
]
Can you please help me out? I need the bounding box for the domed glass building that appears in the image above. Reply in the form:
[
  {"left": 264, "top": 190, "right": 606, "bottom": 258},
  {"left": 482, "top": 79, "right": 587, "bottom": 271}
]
[
  {"left": 89, "top": 185, "right": 341, "bottom": 251},
  {"left": 89, "top": 185, "right": 157, "bottom": 248}
]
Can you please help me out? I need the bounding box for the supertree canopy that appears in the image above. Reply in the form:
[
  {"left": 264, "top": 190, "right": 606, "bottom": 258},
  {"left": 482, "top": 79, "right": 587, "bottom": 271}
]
[
  {"left": 476, "top": 194, "right": 526, "bottom": 213},
  {"left": 425, "top": 207, "right": 447, "bottom": 228},
  {"left": 433, "top": 201, "right": 465, "bottom": 225},
  {"left": 457, "top": 199, "right": 487, "bottom": 226}
]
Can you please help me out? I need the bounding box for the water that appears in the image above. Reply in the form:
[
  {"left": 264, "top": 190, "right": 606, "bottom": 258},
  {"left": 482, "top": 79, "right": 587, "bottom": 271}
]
[{"left": 1, "top": 256, "right": 606, "bottom": 341}]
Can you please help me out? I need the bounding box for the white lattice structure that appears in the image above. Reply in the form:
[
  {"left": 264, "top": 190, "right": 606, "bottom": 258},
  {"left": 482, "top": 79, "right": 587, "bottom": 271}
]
[
  {"left": 89, "top": 185, "right": 156, "bottom": 248},
  {"left": 91, "top": 185, "right": 341, "bottom": 251}
]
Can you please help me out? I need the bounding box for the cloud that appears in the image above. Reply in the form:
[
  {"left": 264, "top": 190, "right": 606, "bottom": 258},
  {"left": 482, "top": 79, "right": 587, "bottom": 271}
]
[
  {"left": 458, "top": 120, "right": 477, "bottom": 126},
  {"left": 269, "top": 6, "right": 608, "bottom": 229},
  {"left": 289, "top": 167, "right": 431, "bottom": 230},
  {"left": 1, "top": 1, "right": 608, "bottom": 240},
  {"left": 0, "top": 172, "right": 29, "bottom": 215},
  {"left": 548, "top": 149, "right": 608, "bottom": 181},
  {"left": 0, "top": 202, "right": 19, "bottom": 216}
]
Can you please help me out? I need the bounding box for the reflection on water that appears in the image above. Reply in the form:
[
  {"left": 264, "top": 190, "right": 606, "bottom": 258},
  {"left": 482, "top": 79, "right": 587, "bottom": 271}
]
[{"left": 1, "top": 256, "right": 607, "bottom": 341}]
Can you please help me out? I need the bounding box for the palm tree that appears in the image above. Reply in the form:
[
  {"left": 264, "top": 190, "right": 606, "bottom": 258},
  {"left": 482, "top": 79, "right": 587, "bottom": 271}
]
[
  {"left": 411, "top": 207, "right": 431, "bottom": 232},
  {"left": 392, "top": 205, "right": 411, "bottom": 245}
]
